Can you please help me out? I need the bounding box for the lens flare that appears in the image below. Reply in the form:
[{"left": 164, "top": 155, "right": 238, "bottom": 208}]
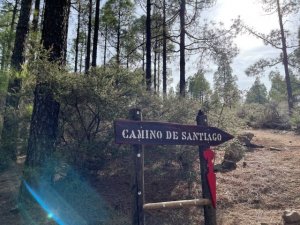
[{"left": 23, "top": 180, "right": 66, "bottom": 225}]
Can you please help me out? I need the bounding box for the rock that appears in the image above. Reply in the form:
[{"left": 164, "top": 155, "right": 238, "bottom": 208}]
[
  {"left": 282, "top": 210, "right": 300, "bottom": 224},
  {"left": 221, "top": 160, "right": 237, "bottom": 171}
]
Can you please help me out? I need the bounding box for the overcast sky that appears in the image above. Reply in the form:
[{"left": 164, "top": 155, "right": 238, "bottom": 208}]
[{"left": 204, "top": 0, "right": 300, "bottom": 91}]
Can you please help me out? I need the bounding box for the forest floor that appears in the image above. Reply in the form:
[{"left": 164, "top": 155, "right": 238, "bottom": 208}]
[
  {"left": 216, "top": 129, "right": 300, "bottom": 225},
  {"left": 0, "top": 129, "right": 299, "bottom": 225}
]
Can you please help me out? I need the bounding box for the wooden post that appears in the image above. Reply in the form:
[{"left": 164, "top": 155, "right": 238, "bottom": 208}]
[
  {"left": 129, "top": 108, "right": 145, "bottom": 225},
  {"left": 196, "top": 110, "right": 217, "bottom": 225}
]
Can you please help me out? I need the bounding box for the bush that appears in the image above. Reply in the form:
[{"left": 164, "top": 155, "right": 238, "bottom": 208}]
[
  {"left": 239, "top": 102, "right": 291, "bottom": 130},
  {"left": 291, "top": 107, "right": 300, "bottom": 133}
]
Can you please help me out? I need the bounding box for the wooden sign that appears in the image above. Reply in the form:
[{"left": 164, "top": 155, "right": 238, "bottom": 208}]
[{"left": 114, "top": 120, "right": 233, "bottom": 146}]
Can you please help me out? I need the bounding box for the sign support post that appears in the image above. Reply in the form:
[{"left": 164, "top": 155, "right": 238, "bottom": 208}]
[
  {"left": 115, "top": 109, "right": 233, "bottom": 225},
  {"left": 129, "top": 108, "right": 145, "bottom": 225},
  {"left": 197, "top": 110, "right": 217, "bottom": 225}
]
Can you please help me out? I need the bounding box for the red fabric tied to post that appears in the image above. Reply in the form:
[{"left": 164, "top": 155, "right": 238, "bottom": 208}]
[{"left": 203, "top": 149, "right": 216, "bottom": 208}]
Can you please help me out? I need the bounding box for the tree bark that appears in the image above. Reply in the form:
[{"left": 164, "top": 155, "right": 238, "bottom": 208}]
[
  {"left": 74, "top": 1, "right": 81, "bottom": 73},
  {"left": 276, "top": 0, "right": 293, "bottom": 114},
  {"left": 11, "top": 0, "right": 32, "bottom": 70},
  {"left": 1, "top": 0, "right": 31, "bottom": 162},
  {"left": 5, "top": 0, "right": 20, "bottom": 68},
  {"left": 104, "top": 24, "right": 107, "bottom": 68},
  {"left": 26, "top": 0, "right": 70, "bottom": 167},
  {"left": 32, "top": 0, "right": 40, "bottom": 32},
  {"left": 179, "top": 0, "right": 186, "bottom": 97},
  {"left": 154, "top": 26, "right": 158, "bottom": 92},
  {"left": 162, "top": 0, "right": 167, "bottom": 94},
  {"left": 145, "top": 0, "right": 151, "bottom": 90},
  {"left": 116, "top": 5, "right": 121, "bottom": 65},
  {"left": 92, "top": 0, "right": 101, "bottom": 67},
  {"left": 85, "top": 0, "right": 92, "bottom": 73}
]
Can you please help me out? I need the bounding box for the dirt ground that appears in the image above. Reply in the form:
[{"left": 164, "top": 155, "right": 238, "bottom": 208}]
[
  {"left": 216, "top": 129, "right": 300, "bottom": 225},
  {"left": 0, "top": 129, "right": 299, "bottom": 225}
]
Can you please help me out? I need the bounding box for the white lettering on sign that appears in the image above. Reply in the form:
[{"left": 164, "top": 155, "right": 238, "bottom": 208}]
[
  {"left": 122, "top": 129, "right": 164, "bottom": 140},
  {"left": 121, "top": 129, "right": 222, "bottom": 142},
  {"left": 182, "top": 131, "right": 222, "bottom": 141}
]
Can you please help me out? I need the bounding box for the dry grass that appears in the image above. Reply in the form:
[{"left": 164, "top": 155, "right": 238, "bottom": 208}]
[{"left": 216, "top": 129, "right": 300, "bottom": 224}]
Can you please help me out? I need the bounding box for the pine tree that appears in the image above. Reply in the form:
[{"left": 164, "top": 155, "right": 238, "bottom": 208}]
[{"left": 246, "top": 78, "right": 268, "bottom": 104}]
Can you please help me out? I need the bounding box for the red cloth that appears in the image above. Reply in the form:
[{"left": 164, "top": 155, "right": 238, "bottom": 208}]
[{"left": 203, "top": 149, "right": 216, "bottom": 208}]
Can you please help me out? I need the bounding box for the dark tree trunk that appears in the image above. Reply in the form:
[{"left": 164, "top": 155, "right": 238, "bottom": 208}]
[
  {"left": 179, "top": 0, "right": 186, "bottom": 97},
  {"left": 154, "top": 39, "right": 157, "bottom": 92},
  {"left": 162, "top": 0, "right": 167, "bottom": 94},
  {"left": 103, "top": 25, "right": 107, "bottom": 68},
  {"left": 32, "top": 0, "right": 40, "bottom": 32},
  {"left": 145, "top": 0, "right": 151, "bottom": 90},
  {"left": 0, "top": 0, "right": 30, "bottom": 162},
  {"left": 80, "top": 36, "right": 85, "bottom": 73},
  {"left": 276, "top": 0, "right": 293, "bottom": 114},
  {"left": 116, "top": 4, "right": 121, "bottom": 65},
  {"left": 26, "top": 0, "right": 70, "bottom": 167},
  {"left": 142, "top": 33, "right": 145, "bottom": 71},
  {"left": 11, "top": 0, "right": 32, "bottom": 70},
  {"left": 157, "top": 51, "right": 160, "bottom": 92},
  {"left": 92, "top": 0, "right": 100, "bottom": 67},
  {"left": 85, "top": 0, "right": 92, "bottom": 73},
  {"left": 5, "top": 0, "right": 20, "bottom": 68},
  {"left": 74, "top": 1, "right": 81, "bottom": 73}
]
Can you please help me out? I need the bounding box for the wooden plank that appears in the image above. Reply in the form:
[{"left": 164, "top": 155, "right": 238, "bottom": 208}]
[
  {"left": 143, "top": 199, "right": 211, "bottom": 210},
  {"left": 197, "top": 110, "right": 217, "bottom": 225},
  {"left": 114, "top": 119, "right": 233, "bottom": 146},
  {"left": 130, "top": 109, "right": 145, "bottom": 225}
]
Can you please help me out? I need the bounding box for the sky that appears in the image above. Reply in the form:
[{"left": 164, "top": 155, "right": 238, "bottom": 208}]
[
  {"left": 67, "top": 0, "right": 299, "bottom": 93},
  {"left": 201, "top": 0, "right": 300, "bottom": 92}
]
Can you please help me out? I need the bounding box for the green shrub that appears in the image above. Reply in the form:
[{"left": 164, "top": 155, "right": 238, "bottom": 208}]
[{"left": 291, "top": 107, "right": 300, "bottom": 133}]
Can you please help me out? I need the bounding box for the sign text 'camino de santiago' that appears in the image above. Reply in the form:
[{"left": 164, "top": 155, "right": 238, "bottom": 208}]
[{"left": 114, "top": 120, "right": 233, "bottom": 146}]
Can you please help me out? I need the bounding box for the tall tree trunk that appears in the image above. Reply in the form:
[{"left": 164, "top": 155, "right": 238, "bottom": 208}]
[
  {"left": 32, "top": 0, "right": 40, "bottom": 32},
  {"left": 116, "top": 4, "right": 121, "bottom": 65},
  {"left": 142, "top": 33, "right": 145, "bottom": 71},
  {"left": 29, "top": 0, "right": 41, "bottom": 61},
  {"left": 85, "top": 0, "right": 92, "bottom": 73},
  {"left": 11, "top": 0, "right": 32, "bottom": 70},
  {"left": 74, "top": 1, "right": 81, "bottom": 73},
  {"left": 92, "top": 0, "right": 100, "bottom": 67},
  {"left": 1, "top": 0, "right": 32, "bottom": 163},
  {"left": 157, "top": 51, "right": 160, "bottom": 93},
  {"left": 154, "top": 41, "right": 157, "bottom": 92},
  {"left": 276, "top": 0, "right": 293, "bottom": 114},
  {"left": 80, "top": 36, "right": 85, "bottom": 73},
  {"left": 179, "top": 0, "right": 186, "bottom": 97},
  {"left": 145, "top": 0, "right": 151, "bottom": 90},
  {"left": 19, "top": 2, "right": 70, "bottom": 219},
  {"left": 103, "top": 25, "right": 107, "bottom": 68},
  {"left": 26, "top": 0, "right": 70, "bottom": 167},
  {"left": 162, "top": 0, "right": 167, "bottom": 94},
  {"left": 5, "top": 0, "right": 20, "bottom": 69}
]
